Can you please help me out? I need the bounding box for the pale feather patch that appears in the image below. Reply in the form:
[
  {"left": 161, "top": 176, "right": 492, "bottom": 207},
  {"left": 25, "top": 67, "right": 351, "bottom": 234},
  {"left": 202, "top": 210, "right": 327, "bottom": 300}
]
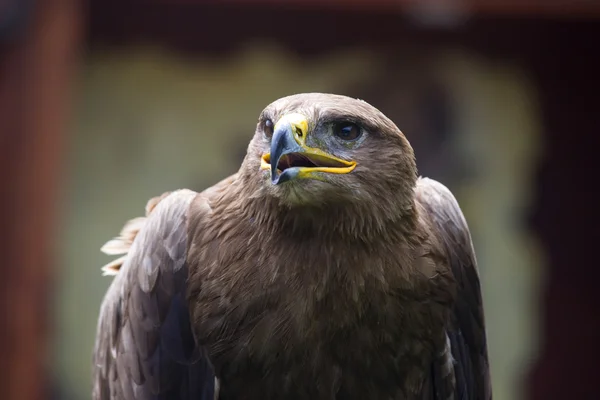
[
  {"left": 100, "top": 239, "right": 131, "bottom": 256},
  {"left": 100, "top": 193, "right": 170, "bottom": 276},
  {"left": 101, "top": 255, "right": 127, "bottom": 276},
  {"left": 118, "top": 217, "right": 146, "bottom": 241},
  {"left": 99, "top": 217, "right": 148, "bottom": 275},
  {"left": 145, "top": 191, "right": 172, "bottom": 216},
  {"left": 101, "top": 217, "right": 146, "bottom": 255}
]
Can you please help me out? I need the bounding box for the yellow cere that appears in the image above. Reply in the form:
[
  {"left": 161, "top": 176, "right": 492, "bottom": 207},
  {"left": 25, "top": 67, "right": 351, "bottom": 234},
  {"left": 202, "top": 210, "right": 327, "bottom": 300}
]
[{"left": 275, "top": 113, "right": 310, "bottom": 146}]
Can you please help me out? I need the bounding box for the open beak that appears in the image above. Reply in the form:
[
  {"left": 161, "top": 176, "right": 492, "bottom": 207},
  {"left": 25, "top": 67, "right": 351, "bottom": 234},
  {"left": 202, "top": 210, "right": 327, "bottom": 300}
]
[{"left": 261, "top": 113, "right": 357, "bottom": 184}]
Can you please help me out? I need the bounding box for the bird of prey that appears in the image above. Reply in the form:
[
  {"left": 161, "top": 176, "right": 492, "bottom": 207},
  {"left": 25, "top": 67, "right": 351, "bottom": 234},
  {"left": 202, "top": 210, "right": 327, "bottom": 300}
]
[{"left": 93, "top": 93, "right": 491, "bottom": 400}]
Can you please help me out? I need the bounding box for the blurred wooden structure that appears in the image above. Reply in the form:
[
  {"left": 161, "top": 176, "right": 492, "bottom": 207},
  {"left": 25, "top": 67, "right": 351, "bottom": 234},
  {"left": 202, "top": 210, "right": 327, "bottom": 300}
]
[
  {"left": 0, "top": 1, "right": 598, "bottom": 399},
  {"left": 0, "top": 0, "right": 82, "bottom": 399}
]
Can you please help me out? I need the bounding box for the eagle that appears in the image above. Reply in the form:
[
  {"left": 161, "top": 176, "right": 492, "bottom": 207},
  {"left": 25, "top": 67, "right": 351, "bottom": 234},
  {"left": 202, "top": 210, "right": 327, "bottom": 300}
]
[{"left": 92, "top": 93, "right": 491, "bottom": 400}]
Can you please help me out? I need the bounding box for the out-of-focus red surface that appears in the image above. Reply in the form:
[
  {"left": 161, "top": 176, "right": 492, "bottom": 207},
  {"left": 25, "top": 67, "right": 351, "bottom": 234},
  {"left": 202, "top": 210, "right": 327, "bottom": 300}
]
[{"left": 0, "top": 1, "right": 82, "bottom": 399}]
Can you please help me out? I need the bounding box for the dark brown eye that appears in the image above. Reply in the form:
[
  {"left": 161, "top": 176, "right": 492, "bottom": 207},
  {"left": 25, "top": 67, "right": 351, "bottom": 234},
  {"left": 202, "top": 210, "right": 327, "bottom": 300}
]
[
  {"left": 333, "top": 122, "right": 361, "bottom": 141},
  {"left": 263, "top": 118, "right": 274, "bottom": 138}
]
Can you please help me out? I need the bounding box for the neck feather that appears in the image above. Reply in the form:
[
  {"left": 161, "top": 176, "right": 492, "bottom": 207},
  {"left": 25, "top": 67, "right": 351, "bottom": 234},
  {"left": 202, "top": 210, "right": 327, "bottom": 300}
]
[{"left": 215, "top": 174, "right": 418, "bottom": 244}]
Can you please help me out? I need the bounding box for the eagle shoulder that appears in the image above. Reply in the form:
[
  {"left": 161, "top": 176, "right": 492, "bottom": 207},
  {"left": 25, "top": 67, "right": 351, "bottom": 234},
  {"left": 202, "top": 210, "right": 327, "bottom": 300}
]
[
  {"left": 93, "top": 189, "right": 217, "bottom": 400},
  {"left": 415, "top": 177, "right": 492, "bottom": 400}
]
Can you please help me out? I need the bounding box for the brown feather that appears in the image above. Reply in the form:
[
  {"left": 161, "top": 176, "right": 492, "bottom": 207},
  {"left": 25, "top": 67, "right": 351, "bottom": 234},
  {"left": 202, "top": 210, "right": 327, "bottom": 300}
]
[{"left": 99, "top": 193, "right": 172, "bottom": 274}]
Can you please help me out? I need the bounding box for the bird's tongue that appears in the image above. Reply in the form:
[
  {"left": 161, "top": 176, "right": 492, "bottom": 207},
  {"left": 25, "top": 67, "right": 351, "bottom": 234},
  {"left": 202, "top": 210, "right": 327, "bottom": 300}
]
[
  {"left": 278, "top": 154, "right": 318, "bottom": 171},
  {"left": 278, "top": 153, "right": 346, "bottom": 170}
]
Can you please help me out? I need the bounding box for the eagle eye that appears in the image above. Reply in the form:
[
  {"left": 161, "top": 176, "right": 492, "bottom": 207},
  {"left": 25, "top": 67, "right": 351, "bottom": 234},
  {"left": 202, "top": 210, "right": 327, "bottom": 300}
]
[
  {"left": 263, "top": 118, "right": 274, "bottom": 138},
  {"left": 333, "top": 122, "right": 362, "bottom": 141}
]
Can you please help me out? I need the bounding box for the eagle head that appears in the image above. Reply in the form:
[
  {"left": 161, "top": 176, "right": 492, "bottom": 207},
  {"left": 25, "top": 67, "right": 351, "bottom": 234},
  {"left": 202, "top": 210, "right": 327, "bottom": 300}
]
[{"left": 242, "top": 93, "right": 417, "bottom": 208}]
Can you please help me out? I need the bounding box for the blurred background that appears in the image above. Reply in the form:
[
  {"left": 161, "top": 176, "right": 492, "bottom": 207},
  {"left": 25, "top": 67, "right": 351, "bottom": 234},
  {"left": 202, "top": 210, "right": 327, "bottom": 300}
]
[{"left": 0, "top": 1, "right": 598, "bottom": 399}]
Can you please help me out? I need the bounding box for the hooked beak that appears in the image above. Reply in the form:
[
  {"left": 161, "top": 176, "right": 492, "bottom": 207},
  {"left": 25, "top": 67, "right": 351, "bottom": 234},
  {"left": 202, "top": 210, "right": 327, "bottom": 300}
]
[{"left": 261, "top": 113, "right": 357, "bottom": 184}]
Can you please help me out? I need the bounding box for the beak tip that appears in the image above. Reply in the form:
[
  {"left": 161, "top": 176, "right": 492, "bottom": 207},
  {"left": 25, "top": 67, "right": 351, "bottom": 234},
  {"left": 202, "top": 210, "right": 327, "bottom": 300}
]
[{"left": 270, "top": 167, "right": 279, "bottom": 184}]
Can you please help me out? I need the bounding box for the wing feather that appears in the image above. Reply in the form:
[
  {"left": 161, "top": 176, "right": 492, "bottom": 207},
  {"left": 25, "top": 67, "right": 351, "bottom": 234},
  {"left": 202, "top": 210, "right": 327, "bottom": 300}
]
[
  {"left": 93, "top": 189, "right": 216, "bottom": 400},
  {"left": 416, "top": 177, "right": 492, "bottom": 400}
]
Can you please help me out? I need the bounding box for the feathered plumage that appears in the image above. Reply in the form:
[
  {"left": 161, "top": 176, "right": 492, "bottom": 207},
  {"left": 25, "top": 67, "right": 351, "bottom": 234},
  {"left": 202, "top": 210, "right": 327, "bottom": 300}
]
[{"left": 93, "top": 93, "right": 491, "bottom": 400}]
